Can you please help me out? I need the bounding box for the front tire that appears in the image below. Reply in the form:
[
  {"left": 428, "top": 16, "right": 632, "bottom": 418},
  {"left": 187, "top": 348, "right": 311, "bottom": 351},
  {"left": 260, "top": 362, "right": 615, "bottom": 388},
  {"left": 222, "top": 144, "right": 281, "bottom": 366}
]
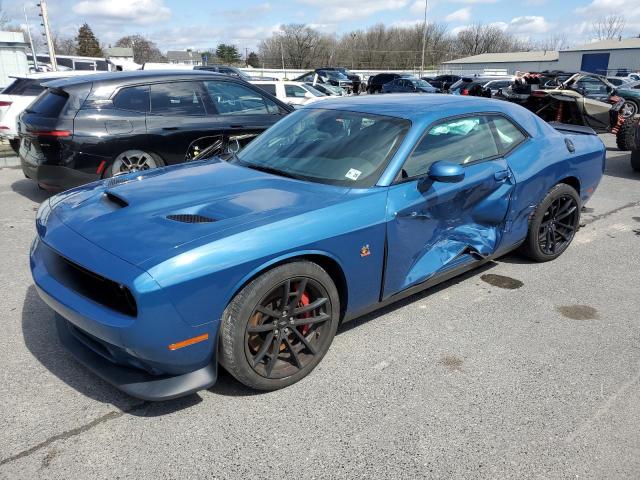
[
  {"left": 520, "top": 183, "right": 581, "bottom": 262},
  {"left": 220, "top": 261, "right": 340, "bottom": 391}
]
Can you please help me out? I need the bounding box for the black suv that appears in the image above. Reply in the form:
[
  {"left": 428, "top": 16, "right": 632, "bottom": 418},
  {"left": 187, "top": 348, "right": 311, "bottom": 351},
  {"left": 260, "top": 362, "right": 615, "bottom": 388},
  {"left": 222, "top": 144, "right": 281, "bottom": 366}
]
[
  {"left": 18, "top": 70, "right": 291, "bottom": 190},
  {"left": 428, "top": 75, "right": 462, "bottom": 92},
  {"left": 293, "top": 69, "right": 354, "bottom": 93},
  {"left": 367, "top": 73, "right": 401, "bottom": 94}
]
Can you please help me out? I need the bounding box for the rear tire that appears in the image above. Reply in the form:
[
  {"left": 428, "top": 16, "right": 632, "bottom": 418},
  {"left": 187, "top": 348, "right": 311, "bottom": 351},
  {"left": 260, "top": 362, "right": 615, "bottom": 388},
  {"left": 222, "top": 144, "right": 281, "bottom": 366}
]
[
  {"left": 616, "top": 117, "right": 637, "bottom": 152},
  {"left": 520, "top": 183, "right": 581, "bottom": 262},
  {"left": 9, "top": 139, "right": 20, "bottom": 155},
  {"left": 219, "top": 261, "right": 340, "bottom": 391},
  {"left": 106, "top": 150, "right": 164, "bottom": 177}
]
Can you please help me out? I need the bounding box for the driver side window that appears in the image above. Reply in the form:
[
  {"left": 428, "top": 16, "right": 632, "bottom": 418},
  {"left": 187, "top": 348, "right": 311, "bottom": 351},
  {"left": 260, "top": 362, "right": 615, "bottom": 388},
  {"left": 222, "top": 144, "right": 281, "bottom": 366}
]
[
  {"left": 202, "top": 81, "right": 280, "bottom": 115},
  {"left": 401, "top": 115, "right": 500, "bottom": 178}
]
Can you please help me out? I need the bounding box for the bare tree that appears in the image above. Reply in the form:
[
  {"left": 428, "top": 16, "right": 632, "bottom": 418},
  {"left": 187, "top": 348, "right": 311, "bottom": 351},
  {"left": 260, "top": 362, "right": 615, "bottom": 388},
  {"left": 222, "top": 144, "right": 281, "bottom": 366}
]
[
  {"left": 592, "top": 15, "right": 625, "bottom": 40},
  {"left": 535, "top": 34, "right": 570, "bottom": 51},
  {"left": 115, "top": 34, "right": 165, "bottom": 64}
]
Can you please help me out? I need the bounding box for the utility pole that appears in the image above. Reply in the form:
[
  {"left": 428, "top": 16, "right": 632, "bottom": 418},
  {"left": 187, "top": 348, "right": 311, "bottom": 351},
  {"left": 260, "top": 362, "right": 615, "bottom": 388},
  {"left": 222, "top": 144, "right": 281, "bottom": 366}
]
[
  {"left": 38, "top": 0, "right": 57, "bottom": 71},
  {"left": 420, "top": 0, "right": 428, "bottom": 77},
  {"left": 245, "top": 47, "right": 249, "bottom": 67},
  {"left": 279, "top": 35, "right": 286, "bottom": 79},
  {"left": 23, "top": 6, "right": 39, "bottom": 71}
]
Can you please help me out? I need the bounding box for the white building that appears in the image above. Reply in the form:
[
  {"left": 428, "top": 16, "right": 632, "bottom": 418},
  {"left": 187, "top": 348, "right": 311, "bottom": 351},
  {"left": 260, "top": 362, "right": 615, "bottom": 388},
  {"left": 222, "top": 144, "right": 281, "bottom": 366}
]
[
  {"left": 0, "top": 31, "right": 29, "bottom": 88},
  {"left": 441, "top": 37, "right": 640, "bottom": 75},
  {"left": 166, "top": 50, "right": 202, "bottom": 66}
]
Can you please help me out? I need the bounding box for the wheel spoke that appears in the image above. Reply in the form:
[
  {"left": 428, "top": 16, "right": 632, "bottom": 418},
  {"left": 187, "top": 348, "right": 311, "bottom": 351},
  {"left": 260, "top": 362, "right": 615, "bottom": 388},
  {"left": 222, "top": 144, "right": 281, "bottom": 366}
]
[
  {"left": 265, "top": 333, "right": 282, "bottom": 377},
  {"left": 252, "top": 330, "right": 275, "bottom": 367},
  {"left": 556, "top": 205, "right": 577, "bottom": 221},
  {"left": 283, "top": 336, "right": 302, "bottom": 369},
  {"left": 291, "top": 327, "right": 316, "bottom": 355},
  {"left": 255, "top": 305, "right": 280, "bottom": 319},
  {"left": 288, "top": 279, "right": 308, "bottom": 309},
  {"left": 247, "top": 323, "right": 275, "bottom": 333},
  {"left": 282, "top": 280, "right": 292, "bottom": 308},
  {"left": 555, "top": 229, "right": 570, "bottom": 241},
  {"left": 293, "top": 297, "right": 328, "bottom": 315},
  {"left": 556, "top": 221, "right": 574, "bottom": 231},
  {"left": 292, "top": 313, "right": 330, "bottom": 327}
]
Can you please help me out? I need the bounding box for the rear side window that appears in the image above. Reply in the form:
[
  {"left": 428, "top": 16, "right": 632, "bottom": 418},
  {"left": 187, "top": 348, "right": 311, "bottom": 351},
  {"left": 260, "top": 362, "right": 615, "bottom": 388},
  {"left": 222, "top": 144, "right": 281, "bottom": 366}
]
[
  {"left": 255, "top": 83, "right": 277, "bottom": 96},
  {"left": 2, "top": 78, "right": 49, "bottom": 96},
  {"left": 113, "top": 86, "right": 150, "bottom": 112},
  {"left": 491, "top": 117, "right": 526, "bottom": 155},
  {"left": 26, "top": 89, "right": 68, "bottom": 116},
  {"left": 150, "top": 82, "right": 205, "bottom": 116},
  {"left": 203, "top": 81, "right": 279, "bottom": 115}
]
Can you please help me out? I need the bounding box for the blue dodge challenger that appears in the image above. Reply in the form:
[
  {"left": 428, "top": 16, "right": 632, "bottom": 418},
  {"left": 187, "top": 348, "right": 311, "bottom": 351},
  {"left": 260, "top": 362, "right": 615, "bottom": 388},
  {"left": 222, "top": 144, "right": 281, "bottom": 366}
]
[{"left": 31, "top": 94, "right": 605, "bottom": 400}]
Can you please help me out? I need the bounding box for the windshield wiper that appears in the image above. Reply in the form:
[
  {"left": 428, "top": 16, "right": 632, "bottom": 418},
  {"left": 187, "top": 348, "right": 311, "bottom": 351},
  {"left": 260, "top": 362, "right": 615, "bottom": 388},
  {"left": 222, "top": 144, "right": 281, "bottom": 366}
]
[{"left": 244, "top": 163, "right": 301, "bottom": 180}]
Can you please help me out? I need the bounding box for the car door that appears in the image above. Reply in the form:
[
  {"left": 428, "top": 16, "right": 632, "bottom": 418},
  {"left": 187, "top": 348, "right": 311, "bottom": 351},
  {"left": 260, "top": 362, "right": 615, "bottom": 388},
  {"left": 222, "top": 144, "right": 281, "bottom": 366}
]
[
  {"left": 284, "top": 84, "right": 308, "bottom": 105},
  {"left": 145, "top": 81, "right": 211, "bottom": 164},
  {"left": 200, "top": 79, "right": 288, "bottom": 155},
  {"left": 383, "top": 114, "right": 517, "bottom": 297}
]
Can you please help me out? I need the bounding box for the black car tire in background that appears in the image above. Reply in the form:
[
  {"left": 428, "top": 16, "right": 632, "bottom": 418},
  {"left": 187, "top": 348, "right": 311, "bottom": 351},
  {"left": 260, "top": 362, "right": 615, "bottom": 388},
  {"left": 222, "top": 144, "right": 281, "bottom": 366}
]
[
  {"left": 616, "top": 117, "right": 638, "bottom": 152},
  {"left": 106, "top": 150, "right": 165, "bottom": 177},
  {"left": 9, "top": 139, "right": 20, "bottom": 155},
  {"left": 219, "top": 261, "right": 340, "bottom": 391},
  {"left": 521, "top": 183, "right": 581, "bottom": 262}
]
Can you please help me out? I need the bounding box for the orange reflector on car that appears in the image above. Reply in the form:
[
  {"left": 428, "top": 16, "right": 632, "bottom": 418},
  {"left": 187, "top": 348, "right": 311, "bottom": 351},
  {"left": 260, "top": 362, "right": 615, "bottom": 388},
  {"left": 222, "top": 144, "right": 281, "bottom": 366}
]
[{"left": 168, "top": 333, "right": 209, "bottom": 351}]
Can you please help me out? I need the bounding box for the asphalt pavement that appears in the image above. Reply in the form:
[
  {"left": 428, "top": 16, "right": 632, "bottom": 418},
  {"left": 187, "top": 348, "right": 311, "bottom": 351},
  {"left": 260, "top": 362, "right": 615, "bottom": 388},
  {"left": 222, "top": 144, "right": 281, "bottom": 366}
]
[{"left": 0, "top": 134, "right": 639, "bottom": 479}]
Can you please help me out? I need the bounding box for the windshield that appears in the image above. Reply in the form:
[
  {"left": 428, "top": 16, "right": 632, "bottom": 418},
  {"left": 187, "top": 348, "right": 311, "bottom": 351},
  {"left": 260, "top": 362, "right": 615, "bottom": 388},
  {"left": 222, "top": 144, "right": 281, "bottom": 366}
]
[
  {"left": 321, "top": 71, "right": 347, "bottom": 80},
  {"left": 412, "top": 79, "right": 432, "bottom": 88},
  {"left": 231, "top": 108, "right": 410, "bottom": 187},
  {"left": 621, "top": 80, "right": 640, "bottom": 89}
]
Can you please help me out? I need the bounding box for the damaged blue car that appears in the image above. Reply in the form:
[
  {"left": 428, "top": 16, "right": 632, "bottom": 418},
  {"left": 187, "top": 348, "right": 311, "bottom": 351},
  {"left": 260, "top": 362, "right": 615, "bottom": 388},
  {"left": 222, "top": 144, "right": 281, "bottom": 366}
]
[{"left": 31, "top": 94, "right": 605, "bottom": 400}]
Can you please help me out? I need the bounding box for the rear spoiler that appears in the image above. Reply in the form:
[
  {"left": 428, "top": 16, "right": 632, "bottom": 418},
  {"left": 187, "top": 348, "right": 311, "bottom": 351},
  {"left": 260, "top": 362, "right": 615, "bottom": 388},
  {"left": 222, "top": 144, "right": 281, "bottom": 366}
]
[{"left": 548, "top": 122, "right": 597, "bottom": 136}]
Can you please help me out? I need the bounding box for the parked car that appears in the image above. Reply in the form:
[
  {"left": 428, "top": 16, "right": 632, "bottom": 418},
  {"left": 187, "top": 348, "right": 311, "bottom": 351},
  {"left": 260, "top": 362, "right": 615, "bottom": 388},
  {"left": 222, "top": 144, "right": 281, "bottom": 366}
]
[
  {"left": 18, "top": 70, "right": 292, "bottom": 190},
  {"left": 614, "top": 80, "right": 640, "bottom": 116},
  {"left": 427, "top": 74, "right": 462, "bottom": 92},
  {"left": 318, "top": 67, "right": 362, "bottom": 94},
  {"left": 251, "top": 80, "right": 326, "bottom": 106},
  {"left": 606, "top": 76, "right": 631, "bottom": 87},
  {"left": 382, "top": 76, "right": 438, "bottom": 93},
  {"left": 293, "top": 69, "right": 353, "bottom": 93},
  {"left": 194, "top": 65, "right": 251, "bottom": 81},
  {"left": 31, "top": 94, "right": 605, "bottom": 400},
  {"left": 0, "top": 71, "right": 102, "bottom": 154},
  {"left": 304, "top": 82, "right": 346, "bottom": 96},
  {"left": 366, "top": 73, "right": 402, "bottom": 94},
  {"left": 482, "top": 78, "right": 514, "bottom": 96},
  {"left": 448, "top": 77, "right": 493, "bottom": 97}
]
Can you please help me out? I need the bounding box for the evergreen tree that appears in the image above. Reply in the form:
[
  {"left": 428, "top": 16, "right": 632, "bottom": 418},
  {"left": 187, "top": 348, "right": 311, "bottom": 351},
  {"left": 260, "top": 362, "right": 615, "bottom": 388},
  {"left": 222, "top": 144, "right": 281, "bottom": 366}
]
[
  {"left": 247, "top": 51, "right": 260, "bottom": 67},
  {"left": 215, "top": 44, "right": 241, "bottom": 64},
  {"left": 76, "top": 23, "right": 103, "bottom": 57}
]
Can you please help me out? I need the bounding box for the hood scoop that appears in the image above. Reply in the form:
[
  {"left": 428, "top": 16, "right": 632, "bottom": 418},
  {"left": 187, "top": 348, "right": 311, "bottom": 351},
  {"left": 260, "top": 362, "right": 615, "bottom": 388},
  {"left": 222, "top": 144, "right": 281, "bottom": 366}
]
[
  {"left": 166, "top": 213, "right": 216, "bottom": 224},
  {"left": 104, "top": 191, "right": 129, "bottom": 209}
]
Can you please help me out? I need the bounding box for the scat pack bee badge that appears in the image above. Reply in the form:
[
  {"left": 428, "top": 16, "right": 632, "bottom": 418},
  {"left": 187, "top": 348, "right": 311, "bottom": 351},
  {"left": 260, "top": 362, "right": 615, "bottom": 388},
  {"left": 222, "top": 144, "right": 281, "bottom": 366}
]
[{"left": 360, "top": 244, "right": 371, "bottom": 258}]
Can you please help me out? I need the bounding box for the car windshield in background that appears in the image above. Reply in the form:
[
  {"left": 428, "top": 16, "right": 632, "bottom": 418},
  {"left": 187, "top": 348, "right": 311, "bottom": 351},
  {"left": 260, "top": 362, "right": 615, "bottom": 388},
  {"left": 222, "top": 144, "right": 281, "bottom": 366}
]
[
  {"left": 2, "top": 78, "right": 51, "bottom": 96},
  {"left": 232, "top": 108, "right": 410, "bottom": 187},
  {"left": 322, "top": 71, "right": 347, "bottom": 80},
  {"left": 412, "top": 79, "right": 432, "bottom": 88},
  {"left": 303, "top": 85, "right": 325, "bottom": 97}
]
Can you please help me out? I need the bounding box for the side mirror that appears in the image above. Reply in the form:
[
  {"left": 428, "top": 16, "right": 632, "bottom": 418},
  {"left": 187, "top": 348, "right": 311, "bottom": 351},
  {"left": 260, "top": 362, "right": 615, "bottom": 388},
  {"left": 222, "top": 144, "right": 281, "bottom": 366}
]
[{"left": 427, "top": 161, "right": 465, "bottom": 183}]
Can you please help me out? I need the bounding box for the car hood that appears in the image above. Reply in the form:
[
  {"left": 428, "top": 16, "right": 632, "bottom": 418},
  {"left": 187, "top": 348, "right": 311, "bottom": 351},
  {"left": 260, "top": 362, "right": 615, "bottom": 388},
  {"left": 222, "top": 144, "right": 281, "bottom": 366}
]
[{"left": 51, "top": 160, "right": 348, "bottom": 266}]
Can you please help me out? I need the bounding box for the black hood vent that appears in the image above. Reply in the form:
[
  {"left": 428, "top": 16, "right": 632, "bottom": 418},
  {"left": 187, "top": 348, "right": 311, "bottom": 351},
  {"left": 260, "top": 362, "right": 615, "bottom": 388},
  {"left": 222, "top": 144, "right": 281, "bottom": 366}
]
[
  {"left": 166, "top": 214, "right": 215, "bottom": 224},
  {"left": 104, "top": 191, "right": 129, "bottom": 208}
]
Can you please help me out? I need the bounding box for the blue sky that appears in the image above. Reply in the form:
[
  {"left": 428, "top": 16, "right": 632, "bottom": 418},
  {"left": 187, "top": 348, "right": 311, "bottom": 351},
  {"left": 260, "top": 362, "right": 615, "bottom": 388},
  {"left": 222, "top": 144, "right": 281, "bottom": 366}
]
[{"left": 5, "top": 0, "right": 638, "bottom": 52}]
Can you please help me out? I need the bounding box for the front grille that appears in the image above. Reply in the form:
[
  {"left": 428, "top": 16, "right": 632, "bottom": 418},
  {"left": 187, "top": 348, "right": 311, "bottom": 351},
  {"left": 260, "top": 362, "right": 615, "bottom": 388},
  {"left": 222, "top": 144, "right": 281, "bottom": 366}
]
[{"left": 45, "top": 251, "right": 137, "bottom": 317}]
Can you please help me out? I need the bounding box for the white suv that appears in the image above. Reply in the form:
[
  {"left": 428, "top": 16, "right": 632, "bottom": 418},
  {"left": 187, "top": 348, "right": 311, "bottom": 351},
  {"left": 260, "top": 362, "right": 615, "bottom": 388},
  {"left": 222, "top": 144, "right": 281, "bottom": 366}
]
[
  {"left": 250, "top": 80, "right": 327, "bottom": 107},
  {"left": 0, "top": 71, "right": 102, "bottom": 153}
]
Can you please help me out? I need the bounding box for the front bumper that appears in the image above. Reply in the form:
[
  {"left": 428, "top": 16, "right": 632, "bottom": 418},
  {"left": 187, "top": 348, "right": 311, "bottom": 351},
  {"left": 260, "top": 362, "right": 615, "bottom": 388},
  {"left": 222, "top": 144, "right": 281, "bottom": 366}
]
[
  {"left": 30, "top": 213, "right": 219, "bottom": 400},
  {"left": 54, "top": 314, "right": 217, "bottom": 401}
]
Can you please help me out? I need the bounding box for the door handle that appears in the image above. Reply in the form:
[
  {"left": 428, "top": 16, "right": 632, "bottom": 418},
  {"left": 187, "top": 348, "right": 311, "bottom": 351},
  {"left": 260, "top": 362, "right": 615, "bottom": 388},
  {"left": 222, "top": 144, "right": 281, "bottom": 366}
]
[
  {"left": 494, "top": 170, "right": 511, "bottom": 182},
  {"left": 397, "top": 211, "right": 431, "bottom": 220},
  {"left": 162, "top": 127, "right": 179, "bottom": 131}
]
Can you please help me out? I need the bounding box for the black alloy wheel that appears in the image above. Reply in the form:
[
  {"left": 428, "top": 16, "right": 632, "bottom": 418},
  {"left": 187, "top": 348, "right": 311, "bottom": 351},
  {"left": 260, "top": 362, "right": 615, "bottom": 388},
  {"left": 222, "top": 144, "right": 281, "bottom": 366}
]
[
  {"left": 521, "top": 183, "right": 581, "bottom": 262},
  {"left": 245, "top": 277, "right": 331, "bottom": 379},
  {"left": 220, "top": 261, "right": 340, "bottom": 390},
  {"left": 538, "top": 195, "right": 579, "bottom": 256}
]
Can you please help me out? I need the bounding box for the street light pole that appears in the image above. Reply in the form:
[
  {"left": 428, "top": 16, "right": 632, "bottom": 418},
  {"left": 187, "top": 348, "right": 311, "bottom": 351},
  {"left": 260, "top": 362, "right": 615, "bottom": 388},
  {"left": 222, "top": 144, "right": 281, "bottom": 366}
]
[{"left": 420, "top": 0, "right": 428, "bottom": 77}]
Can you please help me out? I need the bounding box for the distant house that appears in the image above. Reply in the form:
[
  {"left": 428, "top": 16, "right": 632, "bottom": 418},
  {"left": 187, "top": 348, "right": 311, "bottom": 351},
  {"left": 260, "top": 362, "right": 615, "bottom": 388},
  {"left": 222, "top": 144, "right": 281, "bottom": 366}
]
[
  {"left": 105, "top": 47, "right": 139, "bottom": 71},
  {"left": 166, "top": 50, "right": 202, "bottom": 66},
  {"left": 0, "top": 31, "right": 29, "bottom": 87}
]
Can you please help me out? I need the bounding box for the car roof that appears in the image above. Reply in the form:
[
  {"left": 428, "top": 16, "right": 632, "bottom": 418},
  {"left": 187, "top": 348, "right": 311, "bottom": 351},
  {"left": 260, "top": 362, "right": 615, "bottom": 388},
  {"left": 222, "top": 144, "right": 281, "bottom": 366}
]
[
  {"left": 43, "top": 70, "right": 224, "bottom": 88},
  {"left": 302, "top": 93, "right": 533, "bottom": 123},
  {"left": 14, "top": 70, "right": 105, "bottom": 80}
]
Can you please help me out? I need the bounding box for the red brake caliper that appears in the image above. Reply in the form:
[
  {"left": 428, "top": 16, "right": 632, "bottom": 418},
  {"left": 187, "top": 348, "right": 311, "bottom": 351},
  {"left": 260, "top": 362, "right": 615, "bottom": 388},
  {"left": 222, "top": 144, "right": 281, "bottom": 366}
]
[{"left": 299, "top": 290, "right": 312, "bottom": 336}]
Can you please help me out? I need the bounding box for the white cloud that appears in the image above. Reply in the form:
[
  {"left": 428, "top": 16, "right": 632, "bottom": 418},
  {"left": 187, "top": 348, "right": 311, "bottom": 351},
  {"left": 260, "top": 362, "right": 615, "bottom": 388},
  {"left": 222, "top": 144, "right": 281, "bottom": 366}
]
[
  {"left": 298, "top": 1, "right": 409, "bottom": 22},
  {"left": 221, "top": 3, "right": 272, "bottom": 19},
  {"left": 410, "top": 0, "right": 496, "bottom": 13},
  {"left": 445, "top": 7, "right": 471, "bottom": 23},
  {"left": 507, "top": 16, "right": 551, "bottom": 34},
  {"left": 73, "top": 0, "right": 171, "bottom": 25}
]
